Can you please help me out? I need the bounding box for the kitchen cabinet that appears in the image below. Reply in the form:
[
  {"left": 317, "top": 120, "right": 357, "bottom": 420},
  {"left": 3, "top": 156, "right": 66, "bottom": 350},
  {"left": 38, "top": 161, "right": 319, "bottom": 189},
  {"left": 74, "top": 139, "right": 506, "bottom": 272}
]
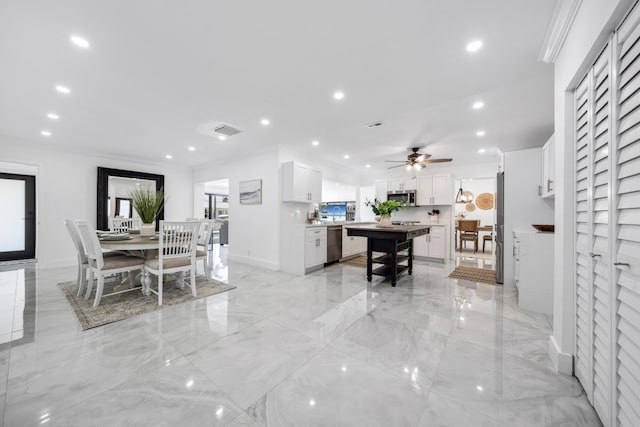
[
  {"left": 512, "top": 229, "right": 553, "bottom": 315},
  {"left": 413, "top": 225, "right": 446, "bottom": 261},
  {"left": 540, "top": 135, "right": 555, "bottom": 198},
  {"left": 388, "top": 177, "right": 416, "bottom": 192},
  {"left": 305, "top": 227, "right": 327, "bottom": 269},
  {"left": 416, "top": 174, "right": 451, "bottom": 205},
  {"left": 342, "top": 226, "right": 366, "bottom": 258},
  {"left": 375, "top": 180, "right": 388, "bottom": 201},
  {"left": 282, "top": 161, "right": 322, "bottom": 203}
]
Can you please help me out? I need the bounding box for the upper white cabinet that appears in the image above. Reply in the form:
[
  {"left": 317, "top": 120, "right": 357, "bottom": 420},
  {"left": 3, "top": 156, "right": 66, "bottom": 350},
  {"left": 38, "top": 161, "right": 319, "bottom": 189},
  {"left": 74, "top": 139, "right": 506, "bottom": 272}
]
[
  {"left": 388, "top": 177, "right": 417, "bottom": 191},
  {"left": 540, "top": 135, "right": 555, "bottom": 198},
  {"left": 281, "top": 161, "right": 322, "bottom": 203},
  {"left": 375, "top": 180, "right": 388, "bottom": 201},
  {"left": 416, "top": 174, "right": 451, "bottom": 205}
]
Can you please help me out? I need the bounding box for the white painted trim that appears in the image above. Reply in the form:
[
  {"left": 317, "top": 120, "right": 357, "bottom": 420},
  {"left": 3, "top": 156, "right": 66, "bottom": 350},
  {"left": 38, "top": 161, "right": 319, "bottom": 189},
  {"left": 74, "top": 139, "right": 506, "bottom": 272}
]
[
  {"left": 539, "top": 0, "right": 583, "bottom": 63},
  {"left": 227, "top": 253, "right": 279, "bottom": 271},
  {"left": 549, "top": 334, "right": 574, "bottom": 375}
]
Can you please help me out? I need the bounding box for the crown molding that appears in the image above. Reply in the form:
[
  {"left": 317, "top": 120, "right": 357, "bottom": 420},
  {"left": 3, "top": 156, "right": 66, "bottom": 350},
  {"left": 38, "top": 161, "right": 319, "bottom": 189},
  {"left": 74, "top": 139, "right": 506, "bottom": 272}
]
[{"left": 538, "top": 0, "right": 583, "bottom": 63}]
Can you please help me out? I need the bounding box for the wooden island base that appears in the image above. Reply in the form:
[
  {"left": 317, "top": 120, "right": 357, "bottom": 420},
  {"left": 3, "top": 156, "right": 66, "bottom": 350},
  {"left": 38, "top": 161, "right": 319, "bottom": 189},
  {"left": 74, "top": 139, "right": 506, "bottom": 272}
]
[{"left": 346, "top": 224, "right": 430, "bottom": 286}]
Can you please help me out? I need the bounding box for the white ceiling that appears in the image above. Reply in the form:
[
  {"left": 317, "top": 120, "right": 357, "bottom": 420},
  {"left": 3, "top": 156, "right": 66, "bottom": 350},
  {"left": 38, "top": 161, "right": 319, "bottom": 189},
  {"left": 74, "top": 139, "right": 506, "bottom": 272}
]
[{"left": 0, "top": 0, "right": 557, "bottom": 174}]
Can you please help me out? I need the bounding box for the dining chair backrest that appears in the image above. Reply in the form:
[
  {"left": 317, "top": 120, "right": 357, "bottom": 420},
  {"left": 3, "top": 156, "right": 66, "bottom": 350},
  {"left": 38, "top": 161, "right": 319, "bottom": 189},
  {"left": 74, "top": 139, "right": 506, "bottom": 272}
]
[
  {"left": 112, "top": 218, "right": 141, "bottom": 232},
  {"left": 159, "top": 221, "right": 199, "bottom": 261},
  {"left": 458, "top": 219, "right": 479, "bottom": 233},
  {"left": 64, "top": 219, "right": 87, "bottom": 264},
  {"left": 198, "top": 220, "right": 215, "bottom": 247},
  {"left": 75, "top": 220, "right": 106, "bottom": 269}
]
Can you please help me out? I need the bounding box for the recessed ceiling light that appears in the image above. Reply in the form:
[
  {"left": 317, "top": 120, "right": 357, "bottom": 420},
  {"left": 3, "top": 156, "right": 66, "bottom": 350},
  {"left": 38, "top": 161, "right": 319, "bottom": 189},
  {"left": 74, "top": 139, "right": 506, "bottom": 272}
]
[
  {"left": 466, "top": 40, "right": 483, "bottom": 53},
  {"left": 47, "top": 113, "right": 59, "bottom": 120},
  {"left": 333, "top": 91, "right": 345, "bottom": 100},
  {"left": 165, "top": 154, "right": 173, "bottom": 159},
  {"left": 478, "top": 148, "right": 486, "bottom": 153},
  {"left": 312, "top": 140, "right": 319, "bottom": 146},
  {"left": 260, "top": 118, "right": 270, "bottom": 126},
  {"left": 476, "top": 130, "right": 486, "bottom": 137},
  {"left": 55, "top": 85, "right": 70, "bottom": 94},
  {"left": 218, "top": 135, "right": 227, "bottom": 141},
  {"left": 343, "top": 154, "right": 350, "bottom": 159},
  {"left": 70, "top": 35, "right": 90, "bottom": 49},
  {"left": 365, "top": 164, "right": 371, "bottom": 168},
  {"left": 188, "top": 146, "right": 195, "bottom": 151},
  {"left": 41, "top": 130, "right": 51, "bottom": 136},
  {"left": 472, "top": 101, "right": 484, "bottom": 110}
]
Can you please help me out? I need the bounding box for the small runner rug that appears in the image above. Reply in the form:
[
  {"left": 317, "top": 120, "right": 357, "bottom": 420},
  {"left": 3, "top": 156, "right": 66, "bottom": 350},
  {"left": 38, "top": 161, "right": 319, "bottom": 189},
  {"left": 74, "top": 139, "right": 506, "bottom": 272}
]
[
  {"left": 59, "top": 276, "right": 236, "bottom": 330},
  {"left": 342, "top": 256, "right": 368, "bottom": 267},
  {"left": 448, "top": 266, "right": 498, "bottom": 285}
]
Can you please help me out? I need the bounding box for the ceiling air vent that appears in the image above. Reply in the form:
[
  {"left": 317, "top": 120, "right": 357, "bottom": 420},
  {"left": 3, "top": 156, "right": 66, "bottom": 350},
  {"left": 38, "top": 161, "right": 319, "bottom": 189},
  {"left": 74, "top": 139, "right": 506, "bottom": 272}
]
[{"left": 213, "top": 124, "right": 242, "bottom": 137}]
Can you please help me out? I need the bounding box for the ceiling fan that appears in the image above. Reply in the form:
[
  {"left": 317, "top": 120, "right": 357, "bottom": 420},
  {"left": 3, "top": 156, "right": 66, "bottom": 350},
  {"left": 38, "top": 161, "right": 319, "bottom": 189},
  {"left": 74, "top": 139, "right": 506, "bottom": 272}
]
[{"left": 385, "top": 147, "right": 453, "bottom": 170}]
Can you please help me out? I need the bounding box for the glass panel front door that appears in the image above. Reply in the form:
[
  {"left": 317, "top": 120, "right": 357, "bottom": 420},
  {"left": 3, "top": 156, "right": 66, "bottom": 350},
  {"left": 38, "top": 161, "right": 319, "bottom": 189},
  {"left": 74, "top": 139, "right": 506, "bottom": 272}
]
[{"left": 0, "top": 173, "right": 36, "bottom": 261}]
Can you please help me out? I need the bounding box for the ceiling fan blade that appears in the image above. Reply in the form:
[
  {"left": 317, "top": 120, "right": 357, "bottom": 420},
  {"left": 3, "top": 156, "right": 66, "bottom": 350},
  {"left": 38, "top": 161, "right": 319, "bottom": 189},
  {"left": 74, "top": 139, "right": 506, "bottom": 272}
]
[
  {"left": 423, "top": 158, "right": 452, "bottom": 163},
  {"left": 387, "top": 164, "right": 409, "bottom": 169},
  {"left": 384, "top": 160, "right": 407, "bottom": 162}
]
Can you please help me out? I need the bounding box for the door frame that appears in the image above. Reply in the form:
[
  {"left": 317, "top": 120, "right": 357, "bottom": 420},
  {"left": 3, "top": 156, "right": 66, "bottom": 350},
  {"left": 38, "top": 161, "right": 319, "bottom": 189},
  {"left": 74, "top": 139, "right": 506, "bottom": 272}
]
[{"left": 0, "top": 172, "right": 36, "bottom": 261}]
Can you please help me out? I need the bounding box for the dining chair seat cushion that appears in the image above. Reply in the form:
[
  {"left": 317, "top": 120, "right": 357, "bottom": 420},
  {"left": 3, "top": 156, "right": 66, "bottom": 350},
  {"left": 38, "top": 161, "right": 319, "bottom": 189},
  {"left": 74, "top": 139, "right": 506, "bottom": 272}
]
[
  {"left": 145, "top": 256, "right": 192, "bottom": 270},
  {"left": 100, "top": 255, "right": 145, "bottom": 270},
  {"left": 196, "top": 249, "right": 207, "bottom": 258}
]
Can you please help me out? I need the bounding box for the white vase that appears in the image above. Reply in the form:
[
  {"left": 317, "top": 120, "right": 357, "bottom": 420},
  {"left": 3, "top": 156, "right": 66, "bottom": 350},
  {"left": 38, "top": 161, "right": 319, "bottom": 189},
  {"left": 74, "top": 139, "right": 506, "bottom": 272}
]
[
  {"left": 431, "top": 215, "right": 439, "bottom": 224},
  {"left": 140, "top": 223, "right": 155, "bottom": 236},
  {"left": 379, "top": 216, "right": 392, "bottom": 227}
]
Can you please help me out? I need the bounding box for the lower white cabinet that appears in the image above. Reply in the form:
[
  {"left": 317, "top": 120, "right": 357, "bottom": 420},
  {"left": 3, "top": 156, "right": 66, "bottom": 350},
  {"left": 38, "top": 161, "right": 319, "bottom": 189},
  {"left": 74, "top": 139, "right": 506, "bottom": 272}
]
[
  {"left": 342, "top": 226, "right": 366, "bottom": 258},
  {"left": 305, "top": 227, "right": 327, "bottom": 269},
  {"left": 413, "top": 225, "right": 446, "bottom": 261},
  {"left": 512, "top": 229, "right": 554, "bottom": 315}
]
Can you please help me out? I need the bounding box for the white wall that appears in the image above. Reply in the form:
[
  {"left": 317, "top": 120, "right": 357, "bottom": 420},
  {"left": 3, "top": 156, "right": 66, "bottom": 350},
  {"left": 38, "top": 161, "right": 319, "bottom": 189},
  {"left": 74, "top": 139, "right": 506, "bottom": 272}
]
[
  {"left": 322, "top": 179, "right": 357, "bottom": 202},
  {"left": 192, "top": 149, "right": 280, "bottom": 270},
  {"left": 503, "top": 148, "right": 554, "bottom": 289},
  {"left": 0, "top": 136, "right": 193, "bottom": 268}
]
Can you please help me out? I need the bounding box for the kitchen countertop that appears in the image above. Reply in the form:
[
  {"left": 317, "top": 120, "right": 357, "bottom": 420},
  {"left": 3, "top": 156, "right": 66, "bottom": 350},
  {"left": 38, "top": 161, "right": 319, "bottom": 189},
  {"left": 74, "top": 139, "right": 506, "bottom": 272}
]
[{"left": 306, "top": 221, "right": 375, "bottom": 228}]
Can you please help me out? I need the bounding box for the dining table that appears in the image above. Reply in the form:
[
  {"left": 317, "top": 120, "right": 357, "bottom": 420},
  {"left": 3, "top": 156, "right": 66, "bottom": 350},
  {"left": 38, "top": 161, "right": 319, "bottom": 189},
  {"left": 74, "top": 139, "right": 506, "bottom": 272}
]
[{"left": 99, "top": 234, "right": 160, "bottom": 295}]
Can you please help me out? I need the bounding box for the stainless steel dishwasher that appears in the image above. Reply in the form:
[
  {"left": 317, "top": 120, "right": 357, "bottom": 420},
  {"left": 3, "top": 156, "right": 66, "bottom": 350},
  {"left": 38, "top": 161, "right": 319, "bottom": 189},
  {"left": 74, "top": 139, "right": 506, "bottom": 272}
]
[{"left": 326, "top": 225, "right": 343, "bottom": 264}]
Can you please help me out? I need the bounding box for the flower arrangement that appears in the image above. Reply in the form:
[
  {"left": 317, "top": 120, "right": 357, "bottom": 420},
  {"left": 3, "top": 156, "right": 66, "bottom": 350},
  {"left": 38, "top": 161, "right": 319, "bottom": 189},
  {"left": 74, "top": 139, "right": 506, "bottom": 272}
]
[{"left": 365, "top": 198, "right": 406, "bottom": 217}]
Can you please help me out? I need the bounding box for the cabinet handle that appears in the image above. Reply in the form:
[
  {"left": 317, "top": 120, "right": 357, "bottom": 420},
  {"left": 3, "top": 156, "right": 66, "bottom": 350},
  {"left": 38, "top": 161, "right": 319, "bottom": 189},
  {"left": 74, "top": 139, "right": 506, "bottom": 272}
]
[
  {"left": 589, "top": 252, "right": 601, "bottom": 258},
  {"left": 547, "top": 179, "right": 553, "bottom": 192},
  {"left": 316, "top": 238, "right": 320, "bottom": 247},
  {"left": 538, "top": 185, "right": 542, "bottom": 196},
  {"left": 614, "top": 262, "right": 630, "bottom": 266}
]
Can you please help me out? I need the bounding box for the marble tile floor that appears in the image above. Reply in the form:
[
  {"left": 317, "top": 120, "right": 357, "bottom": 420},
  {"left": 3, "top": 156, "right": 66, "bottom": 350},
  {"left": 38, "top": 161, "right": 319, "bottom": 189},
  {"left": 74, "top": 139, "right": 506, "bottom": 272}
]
[{"left": 0, "top": 255, "right": 601, "bottom": 427}]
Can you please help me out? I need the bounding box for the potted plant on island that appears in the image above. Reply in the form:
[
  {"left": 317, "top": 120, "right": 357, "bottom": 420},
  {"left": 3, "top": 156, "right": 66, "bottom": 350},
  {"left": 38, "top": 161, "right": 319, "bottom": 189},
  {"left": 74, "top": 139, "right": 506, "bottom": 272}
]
[
  {"left": 365, "top": 198, "right": 406, "bottom": 227},
  {"left": 130, "top": 187, "right": 165, "bottom": 236},
  {"left": 428, "top": 209, "right": 440, "bottom": 223}
]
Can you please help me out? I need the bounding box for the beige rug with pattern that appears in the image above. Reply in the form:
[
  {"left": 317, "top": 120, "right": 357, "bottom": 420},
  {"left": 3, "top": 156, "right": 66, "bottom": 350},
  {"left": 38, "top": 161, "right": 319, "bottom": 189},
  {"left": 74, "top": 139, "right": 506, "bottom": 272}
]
[
  {"left": 448, "top": 266, "right": 498, "bottom": 285},
  {"left": 59, "top": 275, "right": 236, "bottom": 330}
]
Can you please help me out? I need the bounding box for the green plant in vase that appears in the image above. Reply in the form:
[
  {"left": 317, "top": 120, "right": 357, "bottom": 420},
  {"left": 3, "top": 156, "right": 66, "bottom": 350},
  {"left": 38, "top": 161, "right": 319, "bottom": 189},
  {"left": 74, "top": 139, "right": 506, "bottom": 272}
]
[
  {"left": 365, "top": 198, "right": 406, "bottom": 226},
  {"left": 130, "top": 187, "right": 165, "bottom": 236}
]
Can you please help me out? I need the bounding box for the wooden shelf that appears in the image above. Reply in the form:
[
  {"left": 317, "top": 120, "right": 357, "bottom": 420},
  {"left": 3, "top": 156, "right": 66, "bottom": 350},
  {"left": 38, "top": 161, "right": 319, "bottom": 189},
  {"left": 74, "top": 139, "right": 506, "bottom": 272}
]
[
  {"left": 372, "top": 264, "right": 409, "bottom": 278},
  {"left": 372, "top": 254, "right": 410, "bottom": 265}
]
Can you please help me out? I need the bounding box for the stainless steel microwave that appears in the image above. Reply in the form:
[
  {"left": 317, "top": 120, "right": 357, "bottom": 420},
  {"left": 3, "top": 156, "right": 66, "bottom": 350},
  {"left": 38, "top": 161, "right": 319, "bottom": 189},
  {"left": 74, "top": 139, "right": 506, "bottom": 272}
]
[{"left": 387, "top": 190, "right": 416, "bottom": 206}]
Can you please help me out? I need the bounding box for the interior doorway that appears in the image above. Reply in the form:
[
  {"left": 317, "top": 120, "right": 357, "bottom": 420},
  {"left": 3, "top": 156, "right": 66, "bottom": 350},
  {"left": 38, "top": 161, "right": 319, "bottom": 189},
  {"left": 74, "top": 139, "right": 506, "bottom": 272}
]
[
  {"left": 194, "top": 179, "right": 230, "bottom": 282},
  {"left": 0, "top": 173, "right": 36, "bottom": 262},
  {"left": 453, "top": 177, "right": 496, "bottom": 270}
]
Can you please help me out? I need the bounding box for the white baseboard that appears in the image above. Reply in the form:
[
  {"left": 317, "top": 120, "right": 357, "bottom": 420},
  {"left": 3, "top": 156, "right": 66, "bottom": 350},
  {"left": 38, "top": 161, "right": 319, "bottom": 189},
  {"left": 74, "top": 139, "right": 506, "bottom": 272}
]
[
  {"left": 227, "top": 254, "right": 279, "bottom": 271},
  {"left": 549, "top": 335, "right": 573, "bottom": 375}
]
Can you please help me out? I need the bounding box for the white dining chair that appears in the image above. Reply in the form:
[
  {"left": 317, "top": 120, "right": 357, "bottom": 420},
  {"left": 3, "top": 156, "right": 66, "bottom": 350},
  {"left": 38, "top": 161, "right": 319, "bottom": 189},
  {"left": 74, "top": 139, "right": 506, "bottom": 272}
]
[
  {"left": 75, "top": 221, "right": 145, "bottom": 307},
  {"left": 112, "top": 218, "right": 141, "bottom": 232},
  {"left": 64, "top": 219, "right": 90, "bottom": 297},
  {"left": 144, "top": 221, "right": 199, "bottom": 305},
  {"left": 192, "top": 219, "right": 215, "bottom": 279}
]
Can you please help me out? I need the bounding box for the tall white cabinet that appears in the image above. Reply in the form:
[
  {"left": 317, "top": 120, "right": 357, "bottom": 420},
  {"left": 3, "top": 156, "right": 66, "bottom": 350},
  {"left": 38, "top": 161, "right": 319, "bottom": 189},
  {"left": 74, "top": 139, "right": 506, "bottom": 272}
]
[
  {"left": 281, "top": 161, "right": 322, "bottom": 203},
  {"left": 570, "top": 7, "right": 640, "bottom": 426}
]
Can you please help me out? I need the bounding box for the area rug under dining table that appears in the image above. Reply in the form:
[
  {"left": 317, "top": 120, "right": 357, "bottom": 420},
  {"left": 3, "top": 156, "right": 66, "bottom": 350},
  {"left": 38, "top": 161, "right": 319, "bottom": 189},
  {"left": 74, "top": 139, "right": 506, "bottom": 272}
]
[{"left": 59, "top": 276, "right": 236, "bottom": 330}]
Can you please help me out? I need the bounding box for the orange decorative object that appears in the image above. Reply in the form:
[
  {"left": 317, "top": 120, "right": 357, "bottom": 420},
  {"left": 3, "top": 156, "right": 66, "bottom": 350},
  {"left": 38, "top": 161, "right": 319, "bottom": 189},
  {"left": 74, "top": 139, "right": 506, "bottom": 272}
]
[
  {"left": 465, "top": 203, "right": 476, "bottom": 212},
  {"left": 475, "top": 193, "right": 495, "bottom": 210}
]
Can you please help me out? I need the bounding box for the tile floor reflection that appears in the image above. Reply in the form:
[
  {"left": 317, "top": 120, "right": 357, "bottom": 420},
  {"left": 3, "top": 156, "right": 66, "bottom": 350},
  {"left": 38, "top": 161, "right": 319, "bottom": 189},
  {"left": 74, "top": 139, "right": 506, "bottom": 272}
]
[{"left": 0, "top": 251, "right": 600, "bottom": 426}]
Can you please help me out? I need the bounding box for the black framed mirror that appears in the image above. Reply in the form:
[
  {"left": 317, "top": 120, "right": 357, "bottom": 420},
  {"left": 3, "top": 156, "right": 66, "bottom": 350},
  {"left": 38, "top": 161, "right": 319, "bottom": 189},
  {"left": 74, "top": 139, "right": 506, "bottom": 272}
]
[{"left": 97, "top": 167, "right": 165, "bottom": 231}]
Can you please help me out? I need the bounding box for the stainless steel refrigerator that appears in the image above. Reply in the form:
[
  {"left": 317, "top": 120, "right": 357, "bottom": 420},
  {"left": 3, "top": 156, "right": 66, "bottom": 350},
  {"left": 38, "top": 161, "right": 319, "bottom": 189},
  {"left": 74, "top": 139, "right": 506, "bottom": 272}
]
[{"left": 496, "top": 172, "right": 504, "bottom": 284}]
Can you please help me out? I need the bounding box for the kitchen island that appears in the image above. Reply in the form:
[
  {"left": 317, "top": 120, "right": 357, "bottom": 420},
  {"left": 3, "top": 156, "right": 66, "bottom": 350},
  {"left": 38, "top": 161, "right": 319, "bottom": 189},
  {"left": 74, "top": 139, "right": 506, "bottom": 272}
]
[{"left": 345, "top": 224, "right": 430, "bottom": 286}]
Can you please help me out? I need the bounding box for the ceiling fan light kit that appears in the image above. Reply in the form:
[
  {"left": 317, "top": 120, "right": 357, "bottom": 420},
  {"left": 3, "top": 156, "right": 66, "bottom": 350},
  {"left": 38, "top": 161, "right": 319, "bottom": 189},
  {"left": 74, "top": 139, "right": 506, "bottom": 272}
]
[{"left": 386, "top": 147, "right": 452, "bottom": 170}]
